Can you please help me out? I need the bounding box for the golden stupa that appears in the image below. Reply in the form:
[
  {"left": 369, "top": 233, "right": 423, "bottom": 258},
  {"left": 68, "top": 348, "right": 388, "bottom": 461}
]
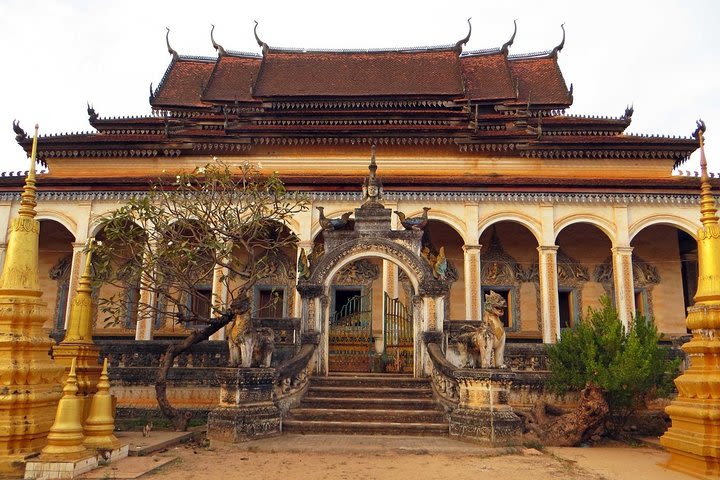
[
  {"left": 0, "top": 126, "right": 64, "bottom": 475},
  {"left": 661, "top": 121, "right": 720, "bottom": 478}
]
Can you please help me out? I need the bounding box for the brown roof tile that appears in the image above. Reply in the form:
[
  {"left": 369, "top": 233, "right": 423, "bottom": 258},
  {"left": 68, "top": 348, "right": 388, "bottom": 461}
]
[
  {"left": 509, "top": 56, "right": 570, "bottom": 106},
  {"left": 203, "top": 55, "right": 262, "bottom": 102},
  {"left": 152, "top": 58, "right": 215, "bottom": 108},
  {"left": 253, "top": 49, "right": 464, "bottom": 97},
  {"left": 460, "top": 53, "right": 515, "bottom": 101}
]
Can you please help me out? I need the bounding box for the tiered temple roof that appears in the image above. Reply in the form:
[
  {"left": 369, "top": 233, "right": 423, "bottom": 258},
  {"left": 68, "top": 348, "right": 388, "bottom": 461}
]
[{"left": 11, "top": 24, "right": 700, "bottom": 190}]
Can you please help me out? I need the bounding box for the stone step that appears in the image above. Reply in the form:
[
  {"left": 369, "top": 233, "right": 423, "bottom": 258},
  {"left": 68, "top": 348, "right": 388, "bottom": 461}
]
[
  {"left": 282, "top": 419, "right": 448, "bottom": 436},
  {"left": 311, "top": 374, "right": 429, "bottom": 389},
  {"left": 306, "top": 385, "right": 433, "bottom": 399},
  {"left": 300, "top": 396, "right": 439, "bottom": 411},
  {"left": 287, "top": 408, "right": 447, "bottom": 424}
]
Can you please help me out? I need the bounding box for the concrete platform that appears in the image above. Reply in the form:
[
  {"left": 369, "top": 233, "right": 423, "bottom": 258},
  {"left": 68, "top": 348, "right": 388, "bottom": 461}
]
[
  {"left": 228, "top": 433, "right": 519, "bottom": 456},
  {"left": 79, "top": 456, "right": 176, "bottom": 479},
  {"left": 115, "top": 430, "right": 194, "bottom": 456}
]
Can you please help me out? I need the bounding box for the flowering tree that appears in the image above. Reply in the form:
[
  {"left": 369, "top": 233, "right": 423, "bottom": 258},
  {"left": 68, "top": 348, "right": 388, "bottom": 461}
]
[{"left": 91, "top": 161, "right": 307, "bottom": 430}]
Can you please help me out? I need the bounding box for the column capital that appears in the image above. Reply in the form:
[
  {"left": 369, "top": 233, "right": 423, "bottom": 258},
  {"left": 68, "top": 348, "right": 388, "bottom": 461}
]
[
  {"left": 612, "top": 245, "right": 634, "bottom": 255},
  {"left": 297, "top": 240, "right": 314, "bottom": 249},
  {"left": 462, "top": 244, "right": 482, "bottom": 252},
  {"left": 71, "top": 242, "right": 87, "bottom": 250},
  {"left": 537, "top": 245, "right": 559, "bottom": 253}
]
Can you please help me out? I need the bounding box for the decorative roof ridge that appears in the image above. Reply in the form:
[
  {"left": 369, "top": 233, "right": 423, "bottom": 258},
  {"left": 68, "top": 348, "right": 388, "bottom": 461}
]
[
  {"left": 508, "top": 50, "right": 554, "bottom": 60},
  {"left": 38, "top": 131, "right": 98, "bottom": 138},
  {"left": 0, "top": 169, "right": 47, "bottom": 177},
  {"left": 266, "top": 44, "right": 459, "bottom": 54},
  {"left": 560, "top": 113, "right": 629, "bottom": 121},
  {"left": 223, "top": 49, "right": 263, "bottom": 58},
  {"left": 93, "top": 114, "right": 158, "bottom": 122},
  {"left": 461, "top": 48, "right": 503, "bottom": 57},
  {"left": 176, "top": 54, "right": 217, "bottom": 62},
  {"left": 622, "top": 132, "right": 694, "bottom": 141}
]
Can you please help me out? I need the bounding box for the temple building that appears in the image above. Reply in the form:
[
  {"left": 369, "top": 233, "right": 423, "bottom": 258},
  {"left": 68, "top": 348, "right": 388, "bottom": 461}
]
[{"left": 0, "top": 23, "right": 707, "bottom": 380}]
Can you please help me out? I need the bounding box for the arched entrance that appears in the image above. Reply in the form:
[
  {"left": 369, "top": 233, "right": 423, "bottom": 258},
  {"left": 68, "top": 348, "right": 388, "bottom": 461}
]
[{"left": 298, "top": 222, "right": 449, "bottom": 377}]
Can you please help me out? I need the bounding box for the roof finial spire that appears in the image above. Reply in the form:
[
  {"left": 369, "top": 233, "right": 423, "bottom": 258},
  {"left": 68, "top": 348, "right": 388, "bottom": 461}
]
[
  {"left": 254, "top": 20, "right": 269, "bottom": 55},
  {"left": 362, "top": 145, "right": 383, "bottom": 207},
  {"left": 211, "top": 24, "right": 226, "bottom": 56},
  {"left": 18, "top": 124, "right": 39, "bottom": 219},
  {"left": 166, "top": 27, "right": 179, "bottom": 61},
  {"left": 624, "top": 104, "right": 634, "bottom": 119},
  {"left": 551, "top": 23, "right": 566, "bottom": 58},
  {"left": 501, "top": 19, "right": 518, "bottom": 55},
  {"left": 454, "top": 17, "right": 472, "bottom": 52},
  {"left": 693, "top": 120, "right": 717, "bottom": 227}
]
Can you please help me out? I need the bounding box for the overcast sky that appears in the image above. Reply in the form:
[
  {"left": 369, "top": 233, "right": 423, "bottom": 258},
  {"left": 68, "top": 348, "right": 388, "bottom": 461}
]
[{"left": 1, "top": 0, "right": 718, "bottom": 175}]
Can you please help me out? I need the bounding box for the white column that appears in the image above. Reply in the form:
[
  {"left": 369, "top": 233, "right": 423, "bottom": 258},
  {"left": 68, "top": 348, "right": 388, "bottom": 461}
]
[
  {"left": 64, "top": 242, "right": 86, "bottom": 329},
  {"left": 612, "top": 246, "right": 635, "bottom": 330},
  {"left": 295, "top": 240, "right": 314, "bottom": 318},
  {"left": 209, "top": 263, "right": 229, "bottom": 341},
  {"left": 538, "top": 245, "right": 560, "bottom": 343},
  {"left": 135, "top": 246, "right": 156, "bottom": 341},
  {"left": 463, "top": 244, "right": 482, "bottom": 320}
]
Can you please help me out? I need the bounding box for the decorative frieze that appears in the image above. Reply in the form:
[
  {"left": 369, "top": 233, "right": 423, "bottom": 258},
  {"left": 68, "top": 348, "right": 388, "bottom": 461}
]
[{"left": 0, "top": 190, "right": 702, "bottom": 206}]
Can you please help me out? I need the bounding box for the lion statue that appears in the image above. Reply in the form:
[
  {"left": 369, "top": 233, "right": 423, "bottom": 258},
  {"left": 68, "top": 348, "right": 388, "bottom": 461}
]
[
  {"left": 227, "top": 311, "right": 275, "bottom": 368},
  {"left": 456, "top": 290, "right": 507, "bottom": 368}
]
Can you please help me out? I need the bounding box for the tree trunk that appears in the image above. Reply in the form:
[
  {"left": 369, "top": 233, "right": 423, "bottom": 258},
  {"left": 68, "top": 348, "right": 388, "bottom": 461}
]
[
  {"left": 154, "top": 316, "right": 234, "bottom": 431},
  {"left": 521, "top": 383, "right": 609, "bottom": 447}
]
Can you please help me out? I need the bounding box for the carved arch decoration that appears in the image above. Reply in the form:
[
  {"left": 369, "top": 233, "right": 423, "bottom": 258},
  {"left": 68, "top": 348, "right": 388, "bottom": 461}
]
[
  {"left": 299, "top": 237, "right": 447, "bottom": 297},
  {"left": 480, "top": 229, "right": 524, "bottom": 331},
  {"left": 254, "top": 249, "right": 297, "bottom": 317},
  {"left": 334, "top": 259, "right": 380, "bottom": 286},
  {"left": 594, "top": 254, "right": 661, "bottom": 317}
]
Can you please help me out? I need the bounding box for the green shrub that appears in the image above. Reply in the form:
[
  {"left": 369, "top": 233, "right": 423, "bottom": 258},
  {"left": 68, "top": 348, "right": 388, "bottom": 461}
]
[{"left": 547, "top": 296, "right": 680, "bottom": 430}]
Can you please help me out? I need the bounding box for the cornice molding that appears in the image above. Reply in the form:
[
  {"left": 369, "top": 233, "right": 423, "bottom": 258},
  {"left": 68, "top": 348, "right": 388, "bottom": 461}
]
[{"left": 0, "top": 190, "right": 700, "bottom": 206}]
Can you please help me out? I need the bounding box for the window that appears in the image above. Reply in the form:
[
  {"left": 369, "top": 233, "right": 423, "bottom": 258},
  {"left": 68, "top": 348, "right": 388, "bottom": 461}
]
[
  {"left": 256, "top": 287, "right": 286, "bottom": 319},
  {"left": 558, "top": 290, "right": 575, "bottom": 329},
  {"left": 635, "top": 289, "right": 650, "bottom": 319},
  {"left": 123, "top": 284, "right": 140, "bottom": 328},
  {"left": 481, "top": 287, "right": 511, "bottom": 328},
  {"left": 190, "top": 285, "right": 213, "bottom": 319}
]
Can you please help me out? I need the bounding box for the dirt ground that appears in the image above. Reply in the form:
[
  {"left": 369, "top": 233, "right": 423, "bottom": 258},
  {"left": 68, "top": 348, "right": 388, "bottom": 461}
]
[{"left": 125, "top": 435, "right": 689, "bottom": 480}]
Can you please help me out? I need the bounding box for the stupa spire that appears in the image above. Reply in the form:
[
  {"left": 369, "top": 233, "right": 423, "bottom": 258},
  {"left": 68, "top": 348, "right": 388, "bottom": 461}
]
[{"left": 661, "top": 120, "right": 720, "bottom": 478}]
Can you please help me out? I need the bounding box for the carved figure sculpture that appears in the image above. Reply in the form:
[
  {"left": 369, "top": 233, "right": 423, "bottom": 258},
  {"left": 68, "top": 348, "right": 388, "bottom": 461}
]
[
  {"left": 317, "top": 206, "right": 352, "bottom": 231},
  {"left": 298, "top": 248, "right": 310, "bottom": 279},
  {"left": 421, "top": 245, "right": 448, "bottom": 280},
  {"left": 456, "top": 290, "right": 507, "bottom": 368},
  {"left": 394, "top": 207, "right": 430, "bottom": 231},
  {"left": 227, "top": 312, "right": 275, "bottom": 368}
]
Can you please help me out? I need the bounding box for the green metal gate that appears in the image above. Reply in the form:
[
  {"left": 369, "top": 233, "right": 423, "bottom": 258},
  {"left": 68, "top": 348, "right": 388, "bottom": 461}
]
[
  {"left": 383, "top": 293, "right": 413, "bottom": 373},
  {"left": 328, "top": 292, "right": 373, "bottom": 372}
]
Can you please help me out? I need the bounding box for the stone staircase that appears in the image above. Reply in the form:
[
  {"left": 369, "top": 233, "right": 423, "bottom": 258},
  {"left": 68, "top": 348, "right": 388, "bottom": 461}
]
[{"left": 283, "top": 373, "right": 448, "bottom": 436}]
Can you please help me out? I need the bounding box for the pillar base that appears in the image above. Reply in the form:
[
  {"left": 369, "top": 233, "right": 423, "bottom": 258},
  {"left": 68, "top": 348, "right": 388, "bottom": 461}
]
[
  {"left": 207, "top": 405, "right": 281, "bottom": 443},
  {"left": 449, "top": 369, "right": 522, "bottom": 446},
  {"left": 449, "top": 408, "right": 522, "bottom": 446},
  {"left": 25, "top": 451, "right": 98, "bottom": 479}
]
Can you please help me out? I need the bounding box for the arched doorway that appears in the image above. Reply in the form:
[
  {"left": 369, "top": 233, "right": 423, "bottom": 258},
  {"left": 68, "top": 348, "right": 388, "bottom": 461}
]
[{"left": 324, "top": 255, "right": 415, "bottom": 373}]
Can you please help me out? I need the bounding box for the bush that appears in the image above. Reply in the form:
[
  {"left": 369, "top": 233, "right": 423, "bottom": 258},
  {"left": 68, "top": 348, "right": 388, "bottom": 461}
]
[{"left": 546, "top": 296, "right": 680, "bottom": 431}]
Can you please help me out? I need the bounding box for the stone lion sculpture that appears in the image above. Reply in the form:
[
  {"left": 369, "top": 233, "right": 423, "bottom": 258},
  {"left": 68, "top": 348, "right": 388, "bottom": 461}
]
[
  {"left": 227, "top": 311, "right": 275, "bottom": 368},
  {"left": 456, "top": 290, "right": 507, "bottom": 368}
]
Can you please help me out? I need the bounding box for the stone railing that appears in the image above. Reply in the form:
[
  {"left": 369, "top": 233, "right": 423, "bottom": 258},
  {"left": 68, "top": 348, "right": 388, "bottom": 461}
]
[
  {"left": 274, "top": 331, "right": 319, "bottom": 413},
  {"left": 96, "top": 317, "right": 301, "bottom": 371}
]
